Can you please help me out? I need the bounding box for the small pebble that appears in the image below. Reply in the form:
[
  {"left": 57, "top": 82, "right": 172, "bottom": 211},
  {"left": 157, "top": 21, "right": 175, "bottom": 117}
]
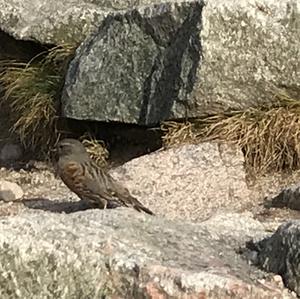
[
  {"left": 0, "top": 180, "right": 24, "bottom": 202},
  {"left": 272, "top": 274, "right": 284, "bottom": 287}
]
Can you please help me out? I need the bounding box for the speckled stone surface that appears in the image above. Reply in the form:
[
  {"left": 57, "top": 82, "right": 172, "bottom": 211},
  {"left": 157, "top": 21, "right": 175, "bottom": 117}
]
[
  {"left": 0, "top": 0, "right": 104, "bottom": 45},
  {"left": 194, "top": 0, "right": 300, "bottom": 113},
  {"left": 254, "top": 221, "right": 300, "bottom": 296},
  {"left": 0, "top": 0, "right": 298, "bottom": 123},
  {"left": 61, "top": 1, "right": 203, "bottom": 124},
  {"left": 0, "top": 209, "right": 292, "bottom": 298},
  {"left": 267, "top": 183, "right": 300, "bottom": 211},
  {"left": 0, "top": 0, "right": 200, "bottom": 45},
  {"left": 111, "top": 142, "right": 251, "bottom": 222},
  {"left": 62, "top": 0, "right": 299, "bottom": 123}
]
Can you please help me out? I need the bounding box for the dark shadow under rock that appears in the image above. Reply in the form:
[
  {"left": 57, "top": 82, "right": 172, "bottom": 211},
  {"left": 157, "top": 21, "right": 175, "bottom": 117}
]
[
  {"left": 23, "top": 198, "right": 121, "bottom": 214},
  {"left": 0, "top": 30, "right": 46, "bottom": 61},
  {"left": 23, "top": 198, "right": 92, "bottom": 213},
  {"left": 59, "top": 118, "right": 163, "bottom": 167}
]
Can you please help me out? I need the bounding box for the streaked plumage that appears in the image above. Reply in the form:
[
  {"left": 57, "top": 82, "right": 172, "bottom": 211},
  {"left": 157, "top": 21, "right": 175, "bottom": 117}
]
[{"left": 55, "top": 138, "right": 154, "bottom": 215}]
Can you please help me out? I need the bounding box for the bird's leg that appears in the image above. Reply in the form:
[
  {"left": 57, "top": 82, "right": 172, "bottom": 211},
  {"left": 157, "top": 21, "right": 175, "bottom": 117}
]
[{"left": 103, "top": 201, "right": 108, "bottom": 210}]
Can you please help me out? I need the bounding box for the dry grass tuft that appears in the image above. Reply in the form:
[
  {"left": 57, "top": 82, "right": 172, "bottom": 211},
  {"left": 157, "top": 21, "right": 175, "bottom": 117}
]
[
  {"left": 161, "top": 121, "right": 196, "bottom": 148},
  {"left": 0, "top": 44, "right": 75, "bottom": 157},
  {"left": 80, "top": 133, "right": 109, "bottom": 168},
  {"left": 162, "top": 90, "right": 300, "bottom": 173}
]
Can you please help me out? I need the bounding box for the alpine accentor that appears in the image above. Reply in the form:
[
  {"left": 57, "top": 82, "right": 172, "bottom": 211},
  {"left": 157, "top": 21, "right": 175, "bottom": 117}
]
[{"left": 54, "top": 138, "right": 154, "bottom": 215}]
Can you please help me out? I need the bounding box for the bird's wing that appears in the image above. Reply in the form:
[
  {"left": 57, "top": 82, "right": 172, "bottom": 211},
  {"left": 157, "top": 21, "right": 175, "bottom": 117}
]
[
  {"left": 86, "top": 162, "right": 153, "bottom": 214},
  {"left": 59, "top": 160, "right": 110, "bottom": 207}
]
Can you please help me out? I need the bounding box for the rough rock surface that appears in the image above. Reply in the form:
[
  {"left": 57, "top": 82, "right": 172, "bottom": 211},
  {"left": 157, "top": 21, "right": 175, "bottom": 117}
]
[
  {"left": 0, "top": 210, "right": 292, "bottom": 298},
  {"left": 194, "top": 0, "right": 300, "bottom": 113},
  {"left": 0, "top": 0, "right": 198, "bottom": 45},
  {"left": 266, "top": 184, "right": 300, "bottom": 211},
  {"left": 1, "top": 0, "right": 298, "bottom": 122},
  {"left": 0, "top": 180, "right": 23, "bottom": 202},
  {"left": 0, "top": 0, "right": 105, "bottom": 45},
  {"left": 252, "top": 221, "right": 300, "bottom": 297},
  {"left": 62, "top": 1, "right": 202, "bottom": 124},
  {"left": 111, "top": 142, "right": 251, "bottom": 221},
  {"left": 0, "top": 141, "right": 298, "bottom": 296},
  {"left": 0, "top": 142, "right": 252, "bottom": 221}
]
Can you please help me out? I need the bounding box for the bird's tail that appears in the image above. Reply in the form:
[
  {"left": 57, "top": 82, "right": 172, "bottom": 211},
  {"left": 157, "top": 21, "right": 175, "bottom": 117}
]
[
  {"left": 126, "top": 194, "right": 154, "bottom": 215},
  {"left": 116, "top": 184, "right": 154, "bottom": 215},
  {"left": 134, "top": 203, "right": 154, "bottom": 215}
]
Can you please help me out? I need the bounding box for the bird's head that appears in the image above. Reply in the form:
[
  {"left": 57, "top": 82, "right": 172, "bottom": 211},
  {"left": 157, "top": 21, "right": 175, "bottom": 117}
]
[{"left": 55, "top": 138, "right": 89, "bottom": 158}]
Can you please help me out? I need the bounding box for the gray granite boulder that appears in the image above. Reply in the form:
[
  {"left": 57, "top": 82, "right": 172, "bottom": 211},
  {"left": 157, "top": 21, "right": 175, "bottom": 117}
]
[
  {"left": 0, "top": 0, "right": 103, "bottom": 45},
  {"left": 194, "top": 0, "right": 300, "bottom": 113},
  {"left": 266, "top": 184, "right": 300, "bottom": 211},
  {"left": 21, "top": 142, "right": 252, "bottom": 222},
  {"left": 0, "top": 0, "right": 299, "bottom": 123},
  {"left": 0, "top": 0, "right": 200, "bottom": 45},
  {"left": 61, "top": 0, "right": 300, "bottom": 123},
  {"left": 62, "top": 1, "right": 203, "bottom": 125},
  {"left": 252, "top": 221, "right": 300, "bottom": 297},
  {"left": 111, "top": 142, "right": 251, "bottom": 222},
  {"left": 0, "top": 210, "right": 292, "bottom": 298}
]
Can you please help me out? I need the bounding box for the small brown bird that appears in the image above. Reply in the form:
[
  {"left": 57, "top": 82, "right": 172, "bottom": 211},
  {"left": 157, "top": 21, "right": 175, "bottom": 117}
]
[{"left": 54, "top": 138, "right": 154, "bottom": 215}]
